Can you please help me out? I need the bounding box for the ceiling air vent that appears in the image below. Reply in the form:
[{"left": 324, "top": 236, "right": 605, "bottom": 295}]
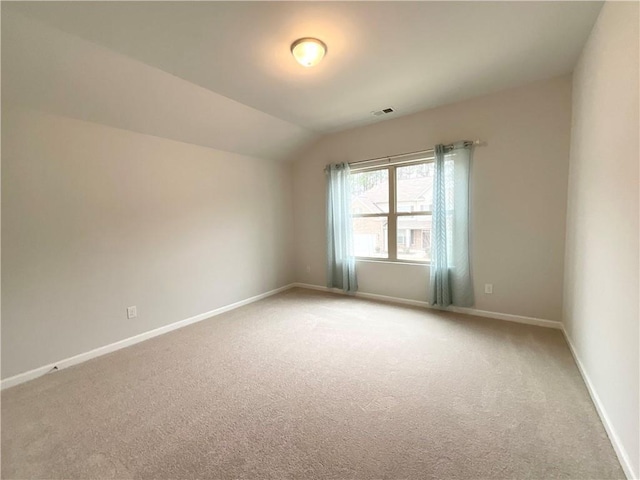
[{"left": 372, "top": 107, "right": 395, "bottom": 117}]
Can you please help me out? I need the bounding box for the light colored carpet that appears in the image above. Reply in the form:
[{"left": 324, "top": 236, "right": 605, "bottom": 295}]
[{"left": 1, "top": 288, "right": 623, "bottom": 479}]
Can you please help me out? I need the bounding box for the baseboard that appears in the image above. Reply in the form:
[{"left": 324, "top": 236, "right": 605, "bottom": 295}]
[
  {"left": 294, "top": 283, "right": 636, "bottom": 475},
  {"left": 296, "top": 283, "right": 634, "bottom": 478},
  {"left": 562, "top": 328, "right": 637, "bottom": 480},
  {"left": 1, "top": 283, "right": 296, "bottom": 391},
  {"left": 5, "top": 281, "right": 631, "bottom": 477},
  {"left": 447, "top": 305, "right": 562, "bottom": 329},
  {"left": 292, "top": 283, "right": 562, "bottom": 330}
]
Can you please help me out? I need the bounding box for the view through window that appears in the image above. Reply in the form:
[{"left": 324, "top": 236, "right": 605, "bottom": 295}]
[{"left": 350, "top": 161, "right": 434, "bottom": 262}]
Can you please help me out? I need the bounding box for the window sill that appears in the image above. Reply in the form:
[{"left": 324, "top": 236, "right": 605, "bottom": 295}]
[{"left": 355, "top": 258, "right": 431, "bottom": 267}]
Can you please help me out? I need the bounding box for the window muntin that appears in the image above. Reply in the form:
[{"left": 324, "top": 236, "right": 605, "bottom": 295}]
[{"left": 350, "top": 160, "right": 433, "bottom": 263}]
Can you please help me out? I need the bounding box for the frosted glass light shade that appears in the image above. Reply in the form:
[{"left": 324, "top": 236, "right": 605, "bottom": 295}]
[{"left": 291, "top": 38, "right": 327, "bottom": 67}]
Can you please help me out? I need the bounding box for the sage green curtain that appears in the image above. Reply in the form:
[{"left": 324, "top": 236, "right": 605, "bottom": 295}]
[
  {"left": 325, "top": 163, "right": 358, "bottom": 293},
  {"left": 429, "top": 143, "right": 473, "bottom": 307}
]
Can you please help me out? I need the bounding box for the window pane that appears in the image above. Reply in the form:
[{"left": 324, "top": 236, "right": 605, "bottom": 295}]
[
  {"left": 353, "top": 216, "right": 388, "bottom": 258},
  {"left": 396, "top": 163, "right": 433, "bottom": 213},
  {"left": 397, "top": 215, "right": 431, "bottom": 261},
  {"left": 350, "top": 169, "right": 389, "bottom": 214}
]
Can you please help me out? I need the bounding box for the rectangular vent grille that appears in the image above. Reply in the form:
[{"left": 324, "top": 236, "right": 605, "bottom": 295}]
[{"left": 372, "top": 107, "right": 395, "bottom": 117}]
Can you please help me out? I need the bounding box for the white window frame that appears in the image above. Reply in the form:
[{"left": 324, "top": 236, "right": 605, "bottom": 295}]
[{"left": 351, "top": 158, "right": 433, "bottom": 264}]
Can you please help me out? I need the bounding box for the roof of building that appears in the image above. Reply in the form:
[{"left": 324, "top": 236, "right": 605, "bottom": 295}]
[{"left": 354, "top": 177, "right": 432, "bottom": 214}]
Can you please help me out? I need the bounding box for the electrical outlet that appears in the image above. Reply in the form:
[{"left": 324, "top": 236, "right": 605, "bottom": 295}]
[
  {"left": 127, "top": 306, "right": 137, "bottom": 319},
  {"left": 484, "top": 284, "right": 493, "bottom": 294},
  {"left": 306, "top": 265, "right": 311, "bottom": 273}
]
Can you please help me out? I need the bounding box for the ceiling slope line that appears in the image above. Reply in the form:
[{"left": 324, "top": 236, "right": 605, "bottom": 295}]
[{"left": 2, "top": 10, "right": 317, "bottom": 161}]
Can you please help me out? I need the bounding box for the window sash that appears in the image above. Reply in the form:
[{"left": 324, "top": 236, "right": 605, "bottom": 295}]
[
  {"left": 352, "top": 211, "right": 432, "bottom": 218},
  {"left": 351, "top": 160, "right": 433, "bottom": 263}
]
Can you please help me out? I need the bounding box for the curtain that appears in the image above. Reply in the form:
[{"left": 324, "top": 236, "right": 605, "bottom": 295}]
[
  {"left": 429, "top": 143, "right": 474, "bottom": 307},
  {"left": 325, "top": 163, "right": 358, "bottom": 293}
]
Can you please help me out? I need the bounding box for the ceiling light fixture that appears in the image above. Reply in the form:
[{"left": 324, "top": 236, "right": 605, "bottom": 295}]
[{"left": 291, "top": 38, "right": 327, "bottom": 67}]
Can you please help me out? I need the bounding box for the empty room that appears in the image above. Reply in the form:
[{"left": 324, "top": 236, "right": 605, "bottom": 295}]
[{"left": 1, "top": 1, "right": 638, "bottom": 479}]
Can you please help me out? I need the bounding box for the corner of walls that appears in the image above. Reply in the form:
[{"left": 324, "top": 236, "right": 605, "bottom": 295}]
[
  {"left": 291, "top": 135, "right": 332, "bottom": 287},
  {"left": 562, "top": 2, "right": 640, "bottom": 478},
  {"left": 1, "top": 107, "right": 298, "bottom": 380}
]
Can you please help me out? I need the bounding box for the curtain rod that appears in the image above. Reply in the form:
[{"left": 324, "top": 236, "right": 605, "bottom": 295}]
[{"left": 349, "top": 139, "right": 483, "bottom": 167}]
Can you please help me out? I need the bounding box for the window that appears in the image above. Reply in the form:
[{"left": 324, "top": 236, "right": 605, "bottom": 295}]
[
  {"left": 350, "top": 169, "right": 389, "bottom": 258},
  {"left": 350, "top": 161, "right": 433, "bottom": 262}
]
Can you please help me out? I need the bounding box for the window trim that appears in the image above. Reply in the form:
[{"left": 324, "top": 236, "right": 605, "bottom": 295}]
[{"left": 351, "top": 159, "right": 434, "bottom": 264}]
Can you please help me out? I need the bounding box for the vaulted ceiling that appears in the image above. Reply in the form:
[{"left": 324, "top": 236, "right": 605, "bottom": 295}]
[{"left": 3, "top": 2, "right": 602, "bottom": 160}]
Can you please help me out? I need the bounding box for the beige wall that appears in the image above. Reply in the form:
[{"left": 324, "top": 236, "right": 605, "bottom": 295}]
[
  {"left": 1, "top": 107, "right": 295, "bottom": 379},
  {"left": 563, "top": 2, "right": 639, "bottom": 477},
  {"left": 293, "top": 76, "right": 572, "bottom": 321}
]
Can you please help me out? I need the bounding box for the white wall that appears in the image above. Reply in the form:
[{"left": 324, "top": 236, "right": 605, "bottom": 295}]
[
  {"left": 563, "top": 2, "right": 639, "bottom": 478},
  {"left": 1, "top": 107, "right": 295, "bottom": 379},
  {"left": 293, "top": 76, "right": 572, "bottom": 322},
  {"left": 2, "top": 9, "right": 315, "bottom": 162}
]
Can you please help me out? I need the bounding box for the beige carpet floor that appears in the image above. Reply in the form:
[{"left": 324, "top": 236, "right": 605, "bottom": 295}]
[{"left": 1, "top": 288, "right": 624, "bottom": 479}]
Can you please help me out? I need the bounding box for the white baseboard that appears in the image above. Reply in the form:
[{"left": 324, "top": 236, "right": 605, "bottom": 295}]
[
  {"left": 562, "top": 328, "right": 637, "bottom": 480},
  {"left": 1, "top": 283, "right": 296, "bottom": 391},
  {"left": 447, "top": 305, "right": 562, "bottom": 329},
  {"left": 4, "top": 281, "right": 631, "bottom": 478},
  {"left": 294, "top": 283, "right": 636, "bottom": 477},
  {"left": 292, "top": 282, "right": 562, "bottom": 330},
  {"left": 2, "top": 283, "right": 561, "bottom": 390}
]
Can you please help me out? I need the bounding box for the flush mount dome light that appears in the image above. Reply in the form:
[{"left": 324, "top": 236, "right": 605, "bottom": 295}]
[{"left": 291, "top": 38, "right": 327, "bottom": 67}]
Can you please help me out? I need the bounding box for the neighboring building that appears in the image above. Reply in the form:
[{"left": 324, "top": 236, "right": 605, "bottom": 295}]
[{"left": 352, "top": 176, "right": 432, "bottom": 260}]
